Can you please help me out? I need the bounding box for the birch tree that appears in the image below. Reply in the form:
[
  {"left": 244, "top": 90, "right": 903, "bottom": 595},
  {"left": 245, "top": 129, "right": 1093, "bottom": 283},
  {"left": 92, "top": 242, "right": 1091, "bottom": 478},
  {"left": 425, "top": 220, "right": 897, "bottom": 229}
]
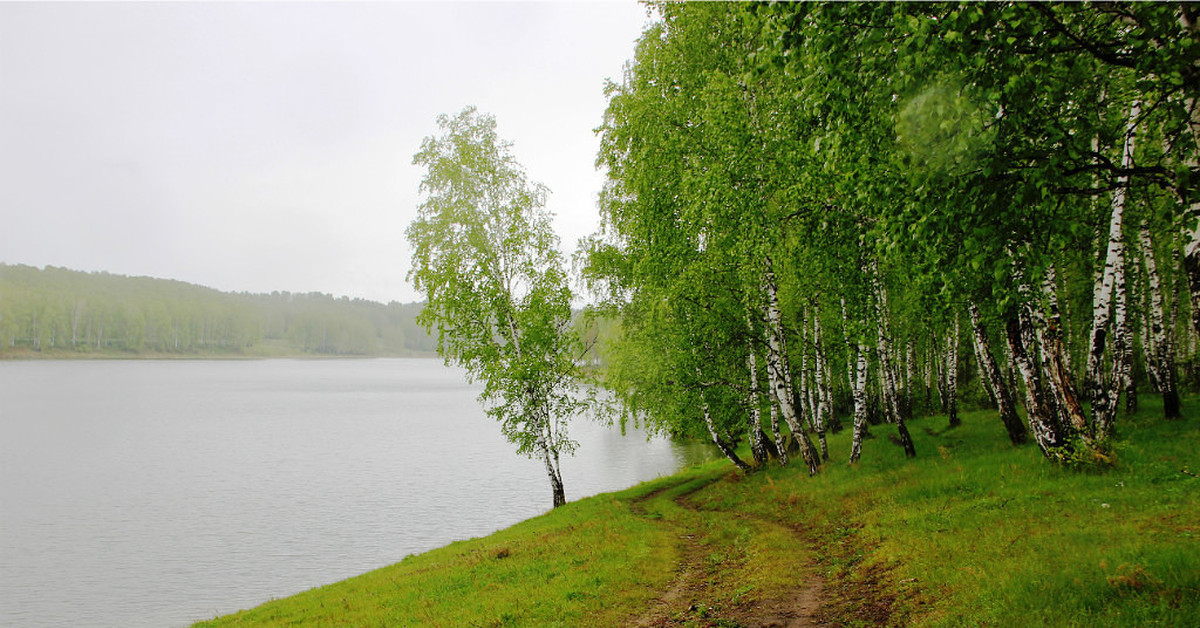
[
  {"left": 944, "top": 315, "right": 960, "bottom": 429},
  {"left": 1138, "top": 223, "right": 1183, "bottom": 418},
  {"left": 969, "top": 302, "right": 1028, "bottom": 445},
  {"left": 407, "top": 107, "right": 583, "bottom": 508},
  {"left": 1087, "top": 102, "right": 1141, "bottom": 441},
  {"left": 588, "top": 1, "right": 1199, "bottom": 474}
]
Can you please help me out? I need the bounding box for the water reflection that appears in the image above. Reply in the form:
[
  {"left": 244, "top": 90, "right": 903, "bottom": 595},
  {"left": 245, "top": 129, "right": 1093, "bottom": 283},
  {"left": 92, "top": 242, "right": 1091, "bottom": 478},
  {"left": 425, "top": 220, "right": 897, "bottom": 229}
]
[{"left": 0, "top": 359, "right": 714, "bottom": 628}]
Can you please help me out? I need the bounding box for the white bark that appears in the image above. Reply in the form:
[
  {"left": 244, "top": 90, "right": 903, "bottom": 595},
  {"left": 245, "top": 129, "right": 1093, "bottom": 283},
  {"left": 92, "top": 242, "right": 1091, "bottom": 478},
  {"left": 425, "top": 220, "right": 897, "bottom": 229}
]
[
  {"left": 746, "top": 347, "right": 769, "bottom": 466},
  {"left": 702, "top": 401, "right": 750, "bottom": 472},
  {"left": 904, "top": 341, "right": 915, "bottom": 419},
  {"left": 1006, "top": 311, "right": 1063, "bottom": 456},
  {"left": 945, "top": 315, "right": 960, "bottom": 427},
  {"left": 872, "top": 277, "right": 900, "bottom": 424},
  {"left": 1183, "top": 218, "right": 1200, "bottom": 339},
  {"left": 971, "top": 328, "right": 996, "bottom": 408},
  {"left": 807, "top": 309, "right": 829, "bottom": 461},
  {"left": 936, "top": 337, "right": 949, "bottom": 411},
  {"left": 870, "top": 261, "right": 914, "bottom": 457},
  {"left": 769, "top": 402, "right": 787, "bottom": 466},
  {"left": 1137, "top": 254, "right": 1160, "bottom": 391},
  {"left": 800, "top": 329, "right": 817, "bottom": 432},
  {"left": 969, "top": 302, "right": 1026, "bottom": 445},
  {"left": 1138, "top": 224, "right": 1182, "bottom": 417},
  {"left": 814, "top": 311, "right": 839, "bottom": 433},
  {"left": 1038, "top": 265, "right": 1090, "bottom": 436},
  {"left": 1087, "top": 100, "right": 1139, "bottom": 439},
  {"left": 762, "top": 261, "right": 819, "bottom": 475},
  {"left": 533, "top": 403, "right": 566, "bottom": 507},
  {"left": 1114, "top": 235, "right": 1135, "bottom": 414},
  {"left": 849, "top": 347, "right": 870, "bottom": 464}
]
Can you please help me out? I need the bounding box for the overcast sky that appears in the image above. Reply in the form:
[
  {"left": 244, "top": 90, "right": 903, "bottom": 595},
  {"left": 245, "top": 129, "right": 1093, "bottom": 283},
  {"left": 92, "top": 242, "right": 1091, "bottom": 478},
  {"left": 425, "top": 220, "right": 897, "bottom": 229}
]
[{"left": 0, "top": 1, "right": 651, "bottom": 303}]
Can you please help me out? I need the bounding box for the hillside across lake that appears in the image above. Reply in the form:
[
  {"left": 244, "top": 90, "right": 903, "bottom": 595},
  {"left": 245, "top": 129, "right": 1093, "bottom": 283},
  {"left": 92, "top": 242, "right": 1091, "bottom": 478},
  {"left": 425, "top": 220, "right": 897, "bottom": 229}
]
[{"left": 0, "top": 264, "right": 436, "bottom": 358}]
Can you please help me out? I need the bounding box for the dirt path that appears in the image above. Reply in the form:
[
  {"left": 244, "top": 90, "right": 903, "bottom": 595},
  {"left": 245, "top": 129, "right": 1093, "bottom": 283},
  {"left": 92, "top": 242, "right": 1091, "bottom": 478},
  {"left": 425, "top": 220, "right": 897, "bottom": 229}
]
[
  {"left": 733, "top": 574, "right": 826, "bottom": 628},
  {"left": 627, "top": 477, "right": 720, "bottom": 628},
  {"left": 626, "top": 473, "right": 828, "bottom": 628}
]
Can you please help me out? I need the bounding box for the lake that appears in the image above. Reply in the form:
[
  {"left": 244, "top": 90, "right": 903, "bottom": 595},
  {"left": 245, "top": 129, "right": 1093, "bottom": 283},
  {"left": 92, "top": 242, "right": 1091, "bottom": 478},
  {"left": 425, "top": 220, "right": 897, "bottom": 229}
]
[{"left": 0, "top": 359, "right": 711, "bottom": 628}]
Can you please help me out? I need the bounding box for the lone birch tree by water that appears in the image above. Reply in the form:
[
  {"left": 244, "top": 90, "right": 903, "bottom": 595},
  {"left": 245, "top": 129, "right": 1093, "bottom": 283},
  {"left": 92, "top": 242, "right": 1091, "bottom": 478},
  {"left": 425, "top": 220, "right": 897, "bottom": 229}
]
[{"left": 406, "top": 107, "right": 583, "bottom": 508}]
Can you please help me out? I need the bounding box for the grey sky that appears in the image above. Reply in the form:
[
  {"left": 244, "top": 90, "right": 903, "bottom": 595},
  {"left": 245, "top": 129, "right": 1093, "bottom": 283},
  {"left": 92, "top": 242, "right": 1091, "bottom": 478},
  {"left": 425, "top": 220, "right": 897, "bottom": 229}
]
[{"left": 0, "top": 1, "right": 650, "bottom": 303}]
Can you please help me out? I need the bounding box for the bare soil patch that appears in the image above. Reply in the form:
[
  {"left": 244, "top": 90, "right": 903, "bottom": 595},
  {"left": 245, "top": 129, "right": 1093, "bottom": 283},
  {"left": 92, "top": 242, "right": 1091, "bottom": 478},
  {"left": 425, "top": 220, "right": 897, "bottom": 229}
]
[{"left": 627, "top": 474, "right": 831, "bottom": 628}]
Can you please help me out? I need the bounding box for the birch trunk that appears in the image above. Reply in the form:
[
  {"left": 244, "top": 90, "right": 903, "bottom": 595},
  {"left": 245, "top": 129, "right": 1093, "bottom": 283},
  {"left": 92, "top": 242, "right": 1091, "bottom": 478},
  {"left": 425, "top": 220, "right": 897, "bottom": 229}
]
[
  {"left": 876, "top": 357, "right": 891, "bottom": 423},
  {"left": 1114, "top": 234, "right": 1135, "bottom": 417},
  {"left": 927, "top": 345, "right": 940, "bottom": 413},
  {"left": 763, "top": 258, "right": 819, "bottom": 475},
  {"left": 807, "top": 310, "right": 829, "bottom": 461},
  {"left": 1183, "top": 220, "right": 1200, "bottom": 340},
  {"left": 972, "top": 335, "right": 998, "bottom": 408},
  {"left": 842, "top": 298, "right": 872, "bottom": 460},
  {"left": 1006, "top": 310, "right": 1069, "bottom": 457},
  {"left": 1087, "top": 101, "right": 1140, "bottom": 440},
  {"left": 534, "top": 405, "right": 566, "bottom": 508},
  {"left": 769, "top": 402, "right": 788, "bottom": 466},
  {"left": 936, "top": 339, "right": 949, "bottom": 412},
  {"left": 814, "top": 312, "right": 841, "bottom": 433},
  {"left": 849, "top": 347, "right": 870, "bottom": 464},
  {"left": 541, "top": 446, "right": 566, "bottom": 508},
  {"left": 702, "top": 401, "right": 751, "bottom": 472},
  {"left": 969, "top": 303, "right": 1027, "bottom": 445},
  {"left": 902, "top": 341, "right": 915, "bottom": 420},
  {"left": 1180, "top": 76, "right": 1200, "bottom": 340},
  {"left": 1086, "top": 231, "right": 1108, "bottom": 399},
  {"left": 1139, "top": 278, "right": 1160, "bottom": 393},
  {"left": 747, "top": 348, "right": 770, "bottom": 466},
  {"left": 1038, "top": 266, "right": 1090, "bottom": 436},
  {"left": 1138, "top": 224, "right": 1183, "bottom": 418},
  {"left": 945, "top": 316, "right": 960, "bottom": 428},
  {"left": 800, "top": 333, "right": 818, "bottom": 432},
  {"left": 508, "top": 311, "right": 567, "bottom": 509},
  {"left": 752, "top": 318, "right": 789, "bottom": 465},
  {"left": 871, "top": 262, "right": 915, "bottom": 457}
]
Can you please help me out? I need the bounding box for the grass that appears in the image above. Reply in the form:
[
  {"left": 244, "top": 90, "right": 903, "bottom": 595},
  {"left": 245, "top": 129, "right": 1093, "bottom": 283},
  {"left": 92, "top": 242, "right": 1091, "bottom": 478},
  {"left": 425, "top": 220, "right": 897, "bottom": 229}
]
[
  {"left": 193, "top": 480, "right": 684, "bottom": 627},
  {"left": 194, "top": 396, "right": 1200, "bottom": 627}
]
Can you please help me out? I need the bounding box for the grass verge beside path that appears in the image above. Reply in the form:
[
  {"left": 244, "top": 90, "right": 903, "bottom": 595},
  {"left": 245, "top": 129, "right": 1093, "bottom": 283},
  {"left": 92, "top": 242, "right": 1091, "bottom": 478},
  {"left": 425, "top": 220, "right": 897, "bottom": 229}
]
[
  {"left": 196, "top": 398, "right": 1200, "bottom": 627},
  {"left": 193, "top": 473, "right": 694, "bottom": 627}
]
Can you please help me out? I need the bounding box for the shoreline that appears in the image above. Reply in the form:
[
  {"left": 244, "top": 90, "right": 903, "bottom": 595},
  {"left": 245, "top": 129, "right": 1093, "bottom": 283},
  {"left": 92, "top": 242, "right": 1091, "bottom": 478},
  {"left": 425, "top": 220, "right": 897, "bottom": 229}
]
[{"left": 191, "top": 404, "right": 1200, "bottom": 627}]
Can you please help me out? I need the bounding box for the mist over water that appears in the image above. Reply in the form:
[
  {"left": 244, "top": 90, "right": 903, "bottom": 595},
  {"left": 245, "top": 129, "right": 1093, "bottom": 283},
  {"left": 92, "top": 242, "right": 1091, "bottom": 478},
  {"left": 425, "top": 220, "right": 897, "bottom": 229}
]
[{"left": 0, "top": 359, "right": 710, "bottom": 628}]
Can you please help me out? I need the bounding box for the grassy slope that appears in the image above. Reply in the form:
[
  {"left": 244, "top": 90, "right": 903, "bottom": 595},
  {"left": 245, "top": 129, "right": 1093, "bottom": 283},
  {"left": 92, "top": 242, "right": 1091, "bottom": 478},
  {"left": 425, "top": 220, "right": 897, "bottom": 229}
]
[{"left": 194, "top": 398, "right": 1200, "bottom": 627}]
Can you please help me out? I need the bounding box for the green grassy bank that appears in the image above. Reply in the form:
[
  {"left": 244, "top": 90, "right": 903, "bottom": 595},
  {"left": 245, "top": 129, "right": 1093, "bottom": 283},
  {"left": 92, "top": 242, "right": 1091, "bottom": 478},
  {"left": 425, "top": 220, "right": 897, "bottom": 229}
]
[{"left": 194, "top": 399, "right": 1200, "bottom": 627}]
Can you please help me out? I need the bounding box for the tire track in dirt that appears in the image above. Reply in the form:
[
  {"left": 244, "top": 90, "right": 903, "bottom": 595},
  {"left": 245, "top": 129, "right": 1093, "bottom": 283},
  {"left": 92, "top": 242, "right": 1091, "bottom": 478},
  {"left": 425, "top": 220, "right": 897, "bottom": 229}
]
[
  {"left": 627, "top": 472, "right": 829, "bottom": 628},
  {"left": 628, "top": 475, "right": 723, "bottom": 628}
]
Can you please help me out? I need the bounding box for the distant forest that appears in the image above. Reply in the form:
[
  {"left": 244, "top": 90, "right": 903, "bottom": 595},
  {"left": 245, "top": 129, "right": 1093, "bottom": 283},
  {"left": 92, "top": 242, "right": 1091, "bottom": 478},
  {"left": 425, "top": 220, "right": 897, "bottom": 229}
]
[{"left": 0, "top": 264, "right": 437, "bottom": 357}]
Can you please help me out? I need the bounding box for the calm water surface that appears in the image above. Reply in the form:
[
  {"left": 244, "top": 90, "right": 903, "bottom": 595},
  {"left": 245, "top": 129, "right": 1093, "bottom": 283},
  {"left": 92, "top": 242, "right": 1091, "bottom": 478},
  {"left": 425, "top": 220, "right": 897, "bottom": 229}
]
[{"left": 0, "top": 359, "right": 711, "bottom": 628}]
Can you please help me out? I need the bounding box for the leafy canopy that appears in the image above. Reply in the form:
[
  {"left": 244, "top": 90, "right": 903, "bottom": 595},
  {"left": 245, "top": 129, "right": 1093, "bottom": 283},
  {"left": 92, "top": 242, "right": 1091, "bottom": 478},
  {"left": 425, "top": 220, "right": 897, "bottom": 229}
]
[{"left": 407, "top": 107, "right": 582, "bottom": 459}]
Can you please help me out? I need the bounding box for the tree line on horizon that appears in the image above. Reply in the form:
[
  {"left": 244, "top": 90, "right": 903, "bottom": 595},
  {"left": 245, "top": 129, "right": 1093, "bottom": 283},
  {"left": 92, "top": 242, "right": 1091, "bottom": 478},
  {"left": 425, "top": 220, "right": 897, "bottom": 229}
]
[{"left": 0, "top": 264, "right": 437, "bottom": 357}]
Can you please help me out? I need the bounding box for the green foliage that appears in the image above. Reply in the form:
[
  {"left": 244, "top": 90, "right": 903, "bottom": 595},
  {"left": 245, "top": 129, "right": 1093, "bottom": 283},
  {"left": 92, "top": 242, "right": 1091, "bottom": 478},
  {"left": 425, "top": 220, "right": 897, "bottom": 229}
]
[
  {"left": 406, "top": 107, "right": 585, "bottom": 468},
  {"left": 895, "top": 81, "right": 996, "bottom": 177},
  {"left": 1049, "top": 437, "right": 1119, "bottom": 473},
  {"left": 587, "top": 0, "right": 1200, "bottom": 461}
]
